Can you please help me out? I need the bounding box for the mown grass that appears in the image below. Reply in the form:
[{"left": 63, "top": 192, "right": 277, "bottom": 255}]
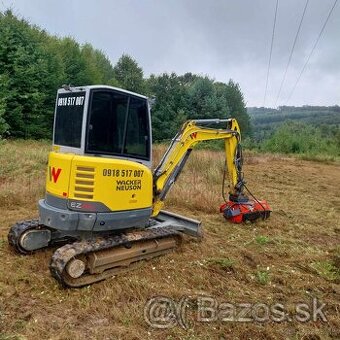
[
  {"left": 0, "top": 140, "right": 339, "bottom": 339},
  {"left": 206, "top": 258, "right": 235, "bottom": 272},
  {"left": 256, "top": 269, "right": 270, "bottom": 285},
  {"left": 310, "top": 261, "right": 340, "bottom": 282},
  {"left": 255, "top": 235, "right": 270, "bottom": 245}
]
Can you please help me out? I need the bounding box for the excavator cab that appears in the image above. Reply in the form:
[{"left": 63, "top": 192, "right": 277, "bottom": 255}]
[
  {"left": 54, "top": 86, "right": 151, "bottom": 166},
  {"left": 40, "top": 86, "right": 156, "bottom": 234}
]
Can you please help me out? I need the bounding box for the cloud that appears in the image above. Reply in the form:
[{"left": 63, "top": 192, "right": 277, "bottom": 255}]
[{"left": 2, "top": 0, "right": 339, "bottom": 106}]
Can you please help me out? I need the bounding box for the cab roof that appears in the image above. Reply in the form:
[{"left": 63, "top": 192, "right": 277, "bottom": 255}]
[{"left": 57, "top": 85, "right": 148, "bottom": 100}]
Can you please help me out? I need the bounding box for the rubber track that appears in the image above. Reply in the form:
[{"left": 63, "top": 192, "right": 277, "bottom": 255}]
[
  {"left": 7, "top": 219, "right": 40, "bottom": 254},
  {"left": 50, "top": 226, "right": 181, "bottom": 288}
]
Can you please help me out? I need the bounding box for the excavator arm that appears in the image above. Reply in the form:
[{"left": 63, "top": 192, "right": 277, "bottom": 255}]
[{"left": 152, "top": 118, "right": 244, "bottom": 216}]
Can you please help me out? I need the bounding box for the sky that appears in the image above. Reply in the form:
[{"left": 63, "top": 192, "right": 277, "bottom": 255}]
[{"left": 1, "top": 0, "right": 339, "bottom": 107}]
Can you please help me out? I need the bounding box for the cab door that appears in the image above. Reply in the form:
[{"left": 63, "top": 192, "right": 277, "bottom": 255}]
[{"left": 85, "top": 88, "right": 152, "bottom": 168}]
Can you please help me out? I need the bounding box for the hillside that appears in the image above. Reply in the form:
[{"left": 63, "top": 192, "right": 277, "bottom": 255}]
[
  {"left": 0, "top": 141, "right": 339, "bottom": 339},
  {"left": 247, "top": 106, "right": 340, "bottom": 141}
]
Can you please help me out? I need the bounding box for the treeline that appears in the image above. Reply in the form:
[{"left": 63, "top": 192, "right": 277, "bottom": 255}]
[
  {"left": 245, "top": 106, "right": 340, "bottom": 158},
  {"left": 247, "top": 106, "right": 340, "bottom": 142},
  {"left": 0, "top": 10, "right": 250, "bottom": 141},
  {"left": 243, "top": 121, "right": 340, "bottom": 158}
]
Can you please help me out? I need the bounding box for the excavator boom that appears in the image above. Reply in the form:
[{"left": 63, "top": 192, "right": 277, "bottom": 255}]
[
  {"left": 152, "top": 118, "right": 271, "bottom": 223},
  {"left": 152, "top": 118, "right": 243, "bottom": 216}
]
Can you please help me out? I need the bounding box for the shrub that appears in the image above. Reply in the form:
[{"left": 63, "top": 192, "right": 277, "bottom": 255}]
[{"left": 260, "top": 121, "right": 339, "bottom": 157}]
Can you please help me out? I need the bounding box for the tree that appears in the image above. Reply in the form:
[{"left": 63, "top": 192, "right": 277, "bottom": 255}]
[
  {"left": 113, "top": 54, "right": 144, "bottom": 93},
  {"left": 92, "top": 49, "right": 115, "bottom": 84},
  {"left": 0, "top": 76, "right": 9, "bottom": 137},
  {"left": 146, "top": 73, "right": 188, "bottom": 140},
  {"left": 58, "top": 37, "right": 89, "bottom": 86},
  {"left": 80, "top": 43, "right": 103, "bottom": 84},
  {"left": 223, "top": 80, "right": 251, "bottom": 137},
  {"left": 187, "top": 76, "right": 226, "bottom": 119},
  {"left": 0, "top": 10, "right": 52, "bottom": 138}
]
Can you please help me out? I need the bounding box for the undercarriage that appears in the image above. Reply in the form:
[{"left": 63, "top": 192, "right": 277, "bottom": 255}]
[{"left": 8, "top": 211, "right": 201, "bottom": 287}]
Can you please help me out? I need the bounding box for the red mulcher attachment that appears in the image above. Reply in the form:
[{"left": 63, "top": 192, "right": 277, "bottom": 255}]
[
  {"left": 219, "top": 143, "right": 271, "bottom": 223},
  {"left": 220, "top": 196, "right": 271, "bottom": 223}
]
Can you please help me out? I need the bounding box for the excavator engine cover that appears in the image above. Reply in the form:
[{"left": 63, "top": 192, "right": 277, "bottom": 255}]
[{"left": 220, "top": 199, "right": 271, "bottom": 223}]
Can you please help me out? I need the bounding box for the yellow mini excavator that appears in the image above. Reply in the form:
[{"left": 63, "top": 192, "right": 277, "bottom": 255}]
[{"left": 8, "top": 85, "right": 270, "bottom": 287}]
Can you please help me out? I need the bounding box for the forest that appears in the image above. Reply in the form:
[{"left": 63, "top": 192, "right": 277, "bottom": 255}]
[
  {"left": 1, "top": 10, "right": 339, "bottom": 159},
  {"left": 248, "top": 106, "right": 340, "bottom": 140},
  {"left": 0, "top": 10, "right": 250, "bottom": 141},
  {"left": 247, "top": 106, "right": 340, "bottom": 159}
]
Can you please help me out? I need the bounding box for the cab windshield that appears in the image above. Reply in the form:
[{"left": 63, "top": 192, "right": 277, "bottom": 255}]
[{"left": 86, "top": 89, "right": 150, "bottom": 160}]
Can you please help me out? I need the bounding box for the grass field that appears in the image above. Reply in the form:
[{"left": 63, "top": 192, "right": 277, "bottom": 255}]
[{"left": 0, "top": 140, "right": 339, "bottom": 340}]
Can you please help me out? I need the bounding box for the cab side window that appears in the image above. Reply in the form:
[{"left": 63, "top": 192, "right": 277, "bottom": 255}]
[{"left": 125, "top": 97, "right": 149, "bottom": 158}]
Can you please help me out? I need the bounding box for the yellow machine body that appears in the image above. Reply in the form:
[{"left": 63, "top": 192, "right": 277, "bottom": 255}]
[{"left": 46, "top": 151, "right": 153, "bottom": 212}]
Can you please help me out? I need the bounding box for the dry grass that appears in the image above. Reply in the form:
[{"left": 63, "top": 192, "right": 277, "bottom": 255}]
[{"left": 0, "top": 141, "right": 339, "bottom": 339}]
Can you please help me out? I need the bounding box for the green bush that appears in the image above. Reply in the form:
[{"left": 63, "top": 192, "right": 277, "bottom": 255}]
[{"left": 259, "top": 121, "right": 339, "bottom": 157}]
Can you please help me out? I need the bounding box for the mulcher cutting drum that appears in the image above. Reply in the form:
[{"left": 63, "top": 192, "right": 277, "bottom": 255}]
[{"left": 220, "top": 199, "right": 271, "bottom": 223}]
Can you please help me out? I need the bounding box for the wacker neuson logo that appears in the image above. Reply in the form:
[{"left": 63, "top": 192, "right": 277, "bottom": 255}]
[
  {"left": 116, "top": 179, "right": 142, "bottom": 191},
  {"left": 144, "top": 296, "right": 327, "bottom": 329}
]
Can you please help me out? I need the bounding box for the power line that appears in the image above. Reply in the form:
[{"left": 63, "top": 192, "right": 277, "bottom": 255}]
[
  {"left": 263, "top": 0, "right": 279, "bottom": 107},
  {"left": 285, "top": 0, "right": 338, "bottom": 105},
  {"left": 274, "top": 0, "right": 309, "bottom": 107}
]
